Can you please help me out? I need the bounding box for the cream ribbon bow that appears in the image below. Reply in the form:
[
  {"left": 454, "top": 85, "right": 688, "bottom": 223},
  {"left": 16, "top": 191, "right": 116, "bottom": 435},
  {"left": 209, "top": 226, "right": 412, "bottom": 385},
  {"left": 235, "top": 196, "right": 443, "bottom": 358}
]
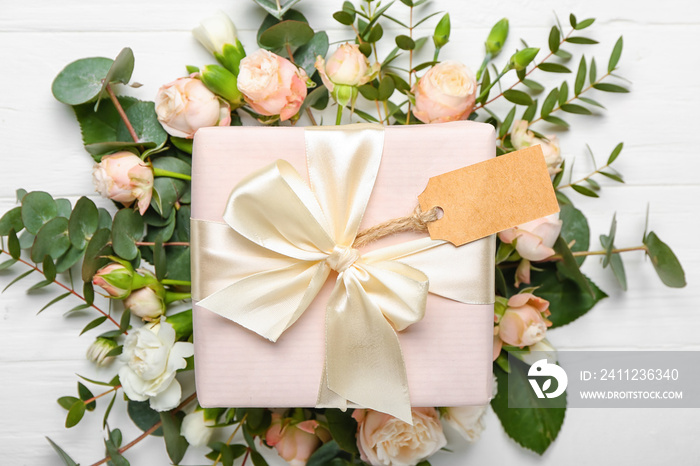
[{"left": 193, "top": 124, "right": 494, "bottom": 423}]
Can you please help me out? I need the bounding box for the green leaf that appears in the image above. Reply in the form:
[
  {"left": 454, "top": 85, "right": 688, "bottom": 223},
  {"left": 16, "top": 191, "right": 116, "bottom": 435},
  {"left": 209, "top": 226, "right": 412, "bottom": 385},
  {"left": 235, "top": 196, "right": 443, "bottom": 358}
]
[
  {"left": 569, "top": 13, "right": 578, "bottom": 28},
  {"left": 503, "top": 89, "right": 533, "bottom": 106},
  {"left": 58, "top": 396, "right": 80, "bottom": 410},
  {"left": 367, "top": 23, "right": 384, "bottom": 43},
  {"left": 522, "top": 100, "right": 538, "bottom": 122},
  {"left": 325, "top": 409, "right": 359, "bottom": 454},
  {"left": 538, "top": 63, "right": 571, "bottom": 73},
  {"left": 554, "top": 49, "right": 572, "bottom": 60},
  {"left": 104, "top": 430, "right": 129, "bottom": 466},
  {"left": 31, "top": 217, "right": 71, "bottom": 263},
  {"left": 151, "top": 156, "right": 191, "bottom": 218},
  {"left": 3, "top": 269, "right": 33, "bottom": 292},
  {"left": 259, "top": 20, "right": 314, "bottom": 49},
  {"left": 56, "top": 246, "right": 85, "bottom": 274},
  {"left": 574, "top": 56, "right": 587, "bottom": 95},
  {"left": 78, "top": 382, "right": 96, "bottom": 411},
  {"left": 111, "top": 209, "right": 144, "bottom": 261},
  {"left": 522, "top": 79, "right": 544, "bottom": 92},
  {"left": 499, "top": 106, "right": 516, "bottom": 138},
  {"left": 559, "top": 204, "right": 590, "bottom": 265},
  {"left": 160, "top": 411, "right": 189, "bottom": 464},
  {"left": 95, "top": 47, "right": 135, "bottom": 110},
  {"left": 361, "top": 0, "right": 395, "bottom": 35},
  {"left": 80, "top": 316, "right": 108, "bottom": 336},
  {"left": 42, "top": 256, "right": 56, "bottom": 282},
  {"left": 46, "top": 437, "right": 79, "bottom": 466},
  {"left": 543, "top": 115, "right": 569, "bottom": 128},
  {"left": 553, "top": 236, "right": 593, "bottom": 296},
  {"left": 608, "top": 36, "right": 623, "bottom": 72},
  {"left": 27, "top": 279, "right": 54, "bottom": 292},
  {"left": 21, "top": 191, "right": 58, "bottom": 235},
  {"left": 560, "top": 103, "right": 592, "bottom": 115},
  {"left": 644, "top": 232, "right": 686, "bottom": 288},
  {"left": 52, "top": 57, "right": 113, "bottom": 105},
  {"left": 491, "top": 360, "right": 566, "bottom": 455},
  {"left": 66, "top": 399, "right": 86, "bottom": 428},
  {"left": 293, "top": 31, "right": 329, "bottom": 77},
  {"left": 103, "top": 392, "right": 117, "bottom": 429},
  {"left": 558, "top": 82, "right": 569, "bottom": 105},
  {"left": 68, "top": 197, "right": 99, "bottom": 250},
  {"left": 600, "top": 233, "right": 627, "bottom": 290},
  {"left": 56, "top": 199, "right": 72, "bottom": 219},
  {"left": 333, "top": 10, "right": 354, "bottom": 25},
  {"left": 127, "top": 400, "right": 164, "bottom": 436},
  {"left": 395, "top": 35, "right": 416, "bottom": 50},
  {"left": 117, "top": 100, "right": 168, "bottom": 147},
  {"left": 548, "top": 26, "right": 560, "bottom": 53},
  {"left": 253, "top": 0, "right": 302, "bottom": 20},
  {"left": 250, "top": 450, "right": 269, "bottom": 466},
  {"left": 0, "top": 207, "right": 23, "bottom": 236},
  {"left": 602, "top": 214, "right": 617, "bottom": 268},
  {"left": 578, "top": 96, "right": 605, "bottom": 108},
  {"left": 607, "top": 142, "right": 623, "bottom": 165},
  {"left": 593, "top": 83, "right": 629, "bottom": 93},
  {"left": 377, "top": 76, "right": 396, "bottom": 101},
  {"left": 566, "top": 36, "right": 598, "bottom": 45},
  {"left": 120, "top": 308, "right": 131, "bottom": 333},
  {"left": 541, "top": 88, "right": 559, "bottom": 118},
  {"left": 0, "top": 258, "right": 17, "bottom": 271},
  {"left": 571, "top": 184, "right": 599, "bottom": 197},
  {"left": 82, "top": 228, "right": 112, "bottom": 282},
  {"left": 307, "top": 441, "right": 342, "bottom": 466},
  {"left": 38, "top": 291, "right": 71, "bottom": 314}
]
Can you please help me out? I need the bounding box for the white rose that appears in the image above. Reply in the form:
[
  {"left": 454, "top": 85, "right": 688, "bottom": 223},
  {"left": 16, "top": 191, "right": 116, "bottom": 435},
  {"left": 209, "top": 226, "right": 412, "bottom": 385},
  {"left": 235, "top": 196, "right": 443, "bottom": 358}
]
[
  {"left": 442, "top": 405, "right": 487, "bottom": 442},
  {"left": 181, "top": 409, "right": 216, "bottom": 447},
  {"left": 118, "top": 320, "right": 194, "bottom": 411},
  {"left": 353, "top": 408, "right": 447, "bottom": 466},
  {"left": 124, "top": 287, "right": 165, "bottom": 321},
  {"left": 511, "top": 120, "right": 563, "bottom": 176},
  {"left": 192, "top": 11, "right": 238, "bottom": 56}
]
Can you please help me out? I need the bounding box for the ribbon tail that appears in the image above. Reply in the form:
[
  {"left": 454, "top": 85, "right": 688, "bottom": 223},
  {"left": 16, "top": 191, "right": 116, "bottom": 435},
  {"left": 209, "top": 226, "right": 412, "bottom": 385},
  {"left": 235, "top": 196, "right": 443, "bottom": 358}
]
[{"left": 321, "top": 273, "right": 414, "bottom": 424}]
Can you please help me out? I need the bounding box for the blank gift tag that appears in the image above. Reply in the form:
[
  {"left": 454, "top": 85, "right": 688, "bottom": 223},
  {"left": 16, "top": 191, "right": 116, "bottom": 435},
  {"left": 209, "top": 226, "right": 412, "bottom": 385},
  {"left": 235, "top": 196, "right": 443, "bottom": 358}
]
[{"left": 418, "top": 145, "right": 560, "bottom": 246}]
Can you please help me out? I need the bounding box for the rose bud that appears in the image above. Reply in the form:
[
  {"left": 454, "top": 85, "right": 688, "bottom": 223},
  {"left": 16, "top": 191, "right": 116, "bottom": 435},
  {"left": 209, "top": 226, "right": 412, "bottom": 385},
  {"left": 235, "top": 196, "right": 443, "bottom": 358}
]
[
  {"left": 266, "top": 413, "right": 327, "bottom": 466},
  {"left": 155, "top": 76, "right": 231, "bottom": 139},
  {"left": 411, "top": 61, "right": 477, "bottom": 124},
  {"left": 93, "top": 263, "right": 134, "bottom": 299},
  {"left": 498, "top": 213, "right": 562, "bottom": 262},
  {"left": 511, "top": 120, "right": 563, "bottom": 176},
  {"left": 200, "top": 64, "right": 244, "bottom": 107},
  {"left": 509, "top": 47, "right": 539, "bottom": 71},
  {"left": 86, "top": 337, "right": 118, "bottom": 367},
  {"left": 353, "top": 408, "right": 447, "bottom": 466},
  {"left": 315, "top": 43, "right": 379, "bottom": 106},
  {"left": 498, "top": 293, "right": 552, "bottom": 347},
  {"left": 443, "top": 405, "right": 487, "bottom": 442},
  {"left": 192, "top": 11, "right": 246, "bottom": 75},
  {"left": 485, "top": 18, "right": 509, "bottom": 57},
  {"left": 124, "top": 286, "right": 165, "bottom": 321},
  {"left": 181, "top": 408, "right": 216, "bottom": 447},
  {"left": 237, "top": 50, "right": 308, "bottom": 122},
  {"left": 92, "top": 152, "right": 154, "bottom": 215}
]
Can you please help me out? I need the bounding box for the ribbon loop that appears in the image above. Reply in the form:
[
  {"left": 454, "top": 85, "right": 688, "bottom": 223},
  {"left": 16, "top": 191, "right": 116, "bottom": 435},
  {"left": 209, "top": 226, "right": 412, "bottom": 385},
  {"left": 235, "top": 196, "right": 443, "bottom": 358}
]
[{"left": 326, "top": 246, "right": 360, "bottom": 273}]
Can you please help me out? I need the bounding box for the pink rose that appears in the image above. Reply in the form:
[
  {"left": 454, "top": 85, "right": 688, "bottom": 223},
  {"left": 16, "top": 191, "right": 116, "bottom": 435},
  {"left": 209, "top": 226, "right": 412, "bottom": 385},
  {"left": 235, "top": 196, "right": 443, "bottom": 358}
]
[
  {"left": 497, "top": 293, "right": 551, "bottom": 348},
  {"left": 511, "top": 120, "right": 563, "bottom": 176},
  {"left": 92, "top": 152, "right": 153, "bottom": 215},
  {"left": 411, "top": 61, "right": 477, "bottom": 124},
  {"left": 155, "top": 76, "right": 231, "bottom": 138},
  {"left": 237, "top": 50, "right": 308, "bottom": 121},
  {"left": 92, "top": 263, "right": 133, "bottom": 299},
  {"left": 498, "top": 213, "right": 562, "bottom": 262},
  {"left": 124, "top": 286, "right": 165, "bottom": 321},
  {"left": 315, "top": 43, "right": 379, "bottom": 90},
  {"left": 265, "top": 413, "right": 327, "bottom": 466},
  {"left": 353, "top": 408, "right": 446, "bottom": 466}
]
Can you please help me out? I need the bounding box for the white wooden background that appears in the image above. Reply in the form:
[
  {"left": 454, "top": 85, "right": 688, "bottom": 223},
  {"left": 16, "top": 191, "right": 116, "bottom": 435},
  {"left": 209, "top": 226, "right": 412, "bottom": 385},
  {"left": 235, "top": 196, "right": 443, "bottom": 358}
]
[{"left": 1, "top": 0, "right": 699, "bottom": 464}]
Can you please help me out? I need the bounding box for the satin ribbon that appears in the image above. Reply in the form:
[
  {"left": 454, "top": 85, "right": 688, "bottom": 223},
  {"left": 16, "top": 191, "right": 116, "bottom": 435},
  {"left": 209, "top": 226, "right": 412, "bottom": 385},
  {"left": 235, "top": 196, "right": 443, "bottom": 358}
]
[{"left": 192, "top": 124, "right": 495, "bottom": 423}]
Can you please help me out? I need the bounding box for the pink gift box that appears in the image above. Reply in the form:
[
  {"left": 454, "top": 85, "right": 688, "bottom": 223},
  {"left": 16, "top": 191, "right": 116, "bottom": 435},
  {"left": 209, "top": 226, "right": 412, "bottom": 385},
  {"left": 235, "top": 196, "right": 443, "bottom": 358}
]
[{"left": 191, "top": 121, "right": 495, "bottom": 409}]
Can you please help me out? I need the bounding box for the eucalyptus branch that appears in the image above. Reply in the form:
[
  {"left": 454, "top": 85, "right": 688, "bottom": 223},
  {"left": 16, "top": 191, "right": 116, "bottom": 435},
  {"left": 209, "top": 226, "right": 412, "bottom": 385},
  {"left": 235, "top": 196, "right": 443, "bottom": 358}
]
[
  {"left": 83, "top": 385, "right": 121, "bottom": 405},
  {"left": 474, "top": 27, "right": 574, "bottom": 111},
  {"left": 551, "top": 245, "right": 647, "bottom": 261},
  {"left": 211, "top": 413, "right": 248, "bottom": 466},
  {"left": 0, "top": 249, "right": 121, "bottom": 329},
  {"left": 556, "top": 145, "right": 616, "bottom": 190},
  {"left": 106, "top": 84, "right": 139, "bottom": 144},
  {"left": 89, "top": 392, "right": 198, "bottom": 466}
]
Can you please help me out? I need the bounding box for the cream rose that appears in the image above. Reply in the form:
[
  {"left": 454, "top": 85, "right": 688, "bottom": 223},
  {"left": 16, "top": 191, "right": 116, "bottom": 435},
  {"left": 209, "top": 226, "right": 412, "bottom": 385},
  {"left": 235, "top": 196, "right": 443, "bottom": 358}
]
[
  {"left": 237, "top": 49, "right": 308, "bottom": 121},
  {"left": 155, "top": 76, "right": 231, "bottom": 138},
  {"left": 497, "top": 293, "right": 552, "bottom": 348},
  {"left": 442, "top": 405, "right": 487, "bottom": 442},
  {"left": 118, "top": 320, "right": 194, "bottom": 411},
  {"left": 511, "top": 120, "right": 562, "bottom": 176},
  {"left": 192, "top": 11, "right": 238, "bottom": 56},
  {"left": 315, "top": 43, "right": 379, "bottom": 90},
  {"left": 353, "top": 408, "right": 447, "bottom": 466},
  {"left": 181, "top": 409, "right": 216, "bottom": 447},
  {"left": 124, "top": 286, "right": 165, "bottom": 321},
  {"left": 92, "top": 152, "right": 153, "bottom": 215},
  {"left": 265, "top": 413, "right": 327, "bottom": 466},
  {"left": 498, "top": 213, "right": 562, "bottom": 262},
  {"left": 412, "top": 61, "right": 477, "bottom": 124}
]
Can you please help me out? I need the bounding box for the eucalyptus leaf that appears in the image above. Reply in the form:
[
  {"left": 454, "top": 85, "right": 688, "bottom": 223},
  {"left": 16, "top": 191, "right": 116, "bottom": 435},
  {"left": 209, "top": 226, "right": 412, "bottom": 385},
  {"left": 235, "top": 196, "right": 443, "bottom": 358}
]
[
  {"left": 541, "top": 88, "right": 559, "bottom": 118},
  {"left": 253, "top": 0, "right": 302, "bottom": 20},
  {"left": 80, "top": 316, "right": 108, "bottom": 336},
  {"left": 0, "top": 207, "right": 23, "bottom": 236},
  {"left": 127, "top": 400, "right": 164, "bottom": 436},
  {"left": 56, "top": 246, "right": 85, "bottom": 273},
  {"left": 38, "top": 292, "right": 71, "bottom": 314},
  {"left": 293, "top": 31, "right": 329, "bottom": 76},
  {"left": 503, "top": 89, "right": 533, "bottom": 106},
  {"left": 574, "top": 56, "right": 587, "bottom": 95},
  {"left": 46, "top": 437, "right": 79, "bottom": 466},
  {"left": 609, "top": 36, "right": 623, "bottom": 72},
  {"left": 111, "top": 209, "right": 144, "bottom": 260},
  {"left": 69, "top": 197, "right": 99, "bottom": 249},
  {"left": 31, "top": 217, "right": 70, "bottom": 263},
  {"left": 21, "top": 191, "right": 58, "bottom": 235},
  {"left": 325, "top": 409, "right": 359, "bottom": 454},
  {"left": 600, "top": 233, "right": 627, "bottom": 290},
  {"left": 395, "top": 35, "right": 416, "bottom": 50},
  {"left": 82, "top": 228, "right": 112, "bottom": 282},
  {"left": 160, "top": 411, "right": 189, "bottom": 463},
  {"left": 566, "top": 36, "right": 598, "bottom": 45},
  {"left": 95, "top": 47, "right": 135, "bottom": 111},
  {"left": 65, "top": 399, "right": 86, "bottom": 428},
  {"left": 593, "top": 83, "right": 629, "bottom": 93},
  {"left": 607, "top": 142, "right": 624, "bottom": 164},
  {"left": 52, "top": 57, "right": 113, "bottom": 105},
  {"left": 538, "top": 63, "right": 571, "bottom": 73},
  {"left": 559, "top": 204, "right": 590, "bottom": 265},
  {"left": 42, "top": 256, "right": 56, "bottom": 282},
  {"left": 117, "top": 100, "right": 167, "bottom": 147},
  {"left": 571, "top": 184, "right": 599, "bottom": 197},
  {"left": 259, "top": 20, "right": 314, "bottom": 49},
  {"left": 548, "top": 26, "right": 560, "bottom": 53},
  {"left": 561, "top": 103, "right": 592, "bottom": 115},
  {"left": 644, "top": 232, "right": 686, "bottom": 288},
  {"left": 307, "top": 441, "right": 342, "bottom": 466},
  {"left": 602, "top": 214, "right": 617, "bottom": 268},
  {"left": 543, "top": 115, "right": 569, "bottom": 128}
]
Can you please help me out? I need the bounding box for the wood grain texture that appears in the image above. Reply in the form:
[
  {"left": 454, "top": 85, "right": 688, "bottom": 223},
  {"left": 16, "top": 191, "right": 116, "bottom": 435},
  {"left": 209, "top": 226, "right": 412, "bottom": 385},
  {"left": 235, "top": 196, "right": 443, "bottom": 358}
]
[{"left": 1, "top": 0, "right": 698, "bottom": 464}]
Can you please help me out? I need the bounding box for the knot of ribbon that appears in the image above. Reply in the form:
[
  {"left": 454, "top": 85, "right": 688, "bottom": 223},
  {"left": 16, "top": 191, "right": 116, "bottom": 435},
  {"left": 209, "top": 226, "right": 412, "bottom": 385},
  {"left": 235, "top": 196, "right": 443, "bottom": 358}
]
[{"left": 192, "top": 124, "right": 495, "bottom": 423}]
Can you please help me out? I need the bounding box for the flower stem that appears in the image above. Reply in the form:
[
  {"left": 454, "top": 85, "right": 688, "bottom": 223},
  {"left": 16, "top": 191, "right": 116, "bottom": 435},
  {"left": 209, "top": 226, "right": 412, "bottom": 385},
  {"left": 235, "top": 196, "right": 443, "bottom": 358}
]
[
  {"left": 212, "top": 413, "right": 248, "bottom": 466},
  {"left": 161, "top": 279, "right": 191, "bottom": 287},
  {"left": 556, "top": 156, "right": 613, "bottom": 191},
  {"left": 529, "top": 71, "right": 611, "bottom": 126},
  {"left": 405, "top": 5, "right": 414, "bottom": 125},
  {"left": 335, "top": 104, "right": 343, "bottom": 125},
  {"left": 83, "top": 385, "right": 121, "bottom": 405},
  {"left": 164, "top": 291, "right": 192, "bottom": 305},
  {"left": 106, "top": 84, "right": 139, "bottom": 144},
  {"left": 152, "top": 167, "right": 192, "bottom": 181},
  {"left": 134, "top": 241, "right": 190, "bottom": 247},
  {"left": 551, "top": 245, "right": 647, "bottom": 261},
  {"left": 89, "top": 392, "right": 197, "bottom": 466}
]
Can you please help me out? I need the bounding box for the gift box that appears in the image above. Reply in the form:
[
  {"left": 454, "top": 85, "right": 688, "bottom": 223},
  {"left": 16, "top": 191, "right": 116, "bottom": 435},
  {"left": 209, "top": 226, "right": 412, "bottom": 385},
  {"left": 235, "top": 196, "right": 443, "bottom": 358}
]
[{"left": 191, "top": 121, "right": 496, "bottom": 418}]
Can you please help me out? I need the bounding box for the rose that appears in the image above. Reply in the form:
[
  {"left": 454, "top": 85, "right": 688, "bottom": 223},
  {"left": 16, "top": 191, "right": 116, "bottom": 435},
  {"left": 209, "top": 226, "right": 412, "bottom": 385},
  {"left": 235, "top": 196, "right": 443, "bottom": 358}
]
[
  {"left": 442, "top": 405, "right": 487, "bottom": 442},
  {"left": 511, "top": 120, "right": 562, "bottom": 176},
  {"left": 411, "top": 61, "right": 477, "bottom": 124},
  {"left": 92, "top": 152, "right": 153, "bottom": 215},
  {"left": 499, "top": 213, "right": 562, "bottom": 262},
  {"left": 265, "top": 413, "right": 328, "bottom": 466},
  {"left": 315, "top": 43, "right": 379, "bottom": 106},
  {"left": 237, "top": 50, "right": 308, "bottom": 121},
  {"left": 118, "top": 320, "right": 194, "bottom": 411},
  {"left": 92, "top": 263, "right": 133, "bottom": 299},
  {"left": 181, "top": 409, "right": 216, "bottom": 447},
  {"left": 124, "top": 287, "right": 165, "bottom": 321},
  {"left": 193, "top": 11, "right": 246, "bottom": 75},
  {"left": 86, "top": 337, "right": 118, "bottom": 367},
  {"left": 496, "top": 293, "right": 551, "bottom": 348},
  {"left": 353, "top": 408, "right": 447, "bottom": 466},
  {"left": 155, "top": 76, "right": 231, "bottom": 138}
]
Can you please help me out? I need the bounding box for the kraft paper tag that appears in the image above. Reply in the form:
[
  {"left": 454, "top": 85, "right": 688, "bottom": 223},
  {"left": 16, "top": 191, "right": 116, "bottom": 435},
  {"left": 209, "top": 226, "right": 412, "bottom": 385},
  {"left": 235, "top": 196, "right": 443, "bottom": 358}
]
[{"left": 418, "top": 145, "right": 560, "bottom": 246}]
